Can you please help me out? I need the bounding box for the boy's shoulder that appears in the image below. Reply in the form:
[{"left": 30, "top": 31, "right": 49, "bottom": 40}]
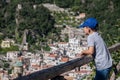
[
  {"left": 88, "top": 32, "right": 98, "bottom": 37},
  {"left": 87, "top": 32, "right": 100, "bottom": 41}
]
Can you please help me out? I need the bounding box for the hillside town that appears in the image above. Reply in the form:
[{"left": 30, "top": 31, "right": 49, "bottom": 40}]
[
  {"left": 0, "top": 0, "right": 120, "bottom": 80},
  {"left": 0, "top": 27, "right": 93, "bottom": 80},
  {"left": 0, "top": 3, "right": 92, "bottom": 80}
]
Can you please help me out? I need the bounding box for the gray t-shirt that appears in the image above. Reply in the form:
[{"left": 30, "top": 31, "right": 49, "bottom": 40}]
[{"left": 87, "top": 32, "right": 112, "bottom": 70}]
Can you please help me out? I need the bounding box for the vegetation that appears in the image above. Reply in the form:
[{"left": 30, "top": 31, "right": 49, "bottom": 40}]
[
  {"left": 43, "top": 45, "right": 51, "bottom": 51},
  {"left": 19, "top": 4, "right": 55, "bottom": 37},
  {"left": 0, "top": 46, "right": 19, "bottom": 54},
  {"left": 0, "top": 0, "right": 59, "bottom": 51}
]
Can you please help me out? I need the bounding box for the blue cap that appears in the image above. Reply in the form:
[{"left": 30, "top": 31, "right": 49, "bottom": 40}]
[{"left": 79, "top": 17, "right": 98, "bottom": 29}]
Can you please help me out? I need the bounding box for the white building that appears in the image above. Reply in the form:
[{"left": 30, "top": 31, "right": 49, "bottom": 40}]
[
  {"left": 43, "top": 3, "right": 65, "bottom": 12},
  {"left": 75, "top": 13, "right": 86, "bottom": 20},
  {"left": 58, "top": 42, "right": 68, "bottom": 48},
  {"left": 1, "top": 39, "right": 15, "bottom": 48},
  {"left": 24, "top": 52, "right": 34, "bottom": 58},
  {"left": 69, "top": 38, "right": 80, "bottom": 46},
  {"left": 30, "top": 58, "right": 40, "bottom": 66},
  {"left": 6, "top": 51, "right": 19, "bottom": 60},
  {"left": 49, "top": 44, "right": 58, "bottom": 52}
]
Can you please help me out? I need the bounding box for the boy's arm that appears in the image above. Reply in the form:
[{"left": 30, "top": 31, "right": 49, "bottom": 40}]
[{"left": 81, "top": 46, "right": 94, "bottom": 55}]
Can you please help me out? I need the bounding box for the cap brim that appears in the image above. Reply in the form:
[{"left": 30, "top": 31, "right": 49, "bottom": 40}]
[{"left": 78, "top": 23, "right": 85, "bottom": 28}]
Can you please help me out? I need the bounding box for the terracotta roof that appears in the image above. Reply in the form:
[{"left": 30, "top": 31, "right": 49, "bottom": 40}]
[
  {"left": 61, "top": 57, "right": 69, "bottom": 62},
  {"left": 75, "top": 70, "right": 92, "bottom": 73},
  {"left": 42, "top": 65, "right": 53, "bottom": 69},
  {"left": 48, "top": 53, "right": 57, "bottom": 57},
  {"left": 48, "top": 44, "right": 55, "bottom": 47},
  {"left": 75, "top": 54, "right": 82, "bottom": 58},
  {"left": 32, "top": 65, "right": 40, "bottom": 68},
  {"left": 64, "top": 76, "right": 74, "bottom": 80},
  {"left": 0, "top": 71, "right": 4, "bottom": 73},
  {"left": 58, "top": 42, "right": 67, "bottom": 44}
]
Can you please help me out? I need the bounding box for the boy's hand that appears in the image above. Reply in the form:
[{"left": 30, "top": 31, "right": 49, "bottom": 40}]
[
  {"left": 81, "top": 51, "right": 87, "bottom": 56},
  {"left": 80, "top": 46, "right": 94, "bottom": 55},
  {"left": 80, "top": 50, "right": 93, "bottom": 58}
]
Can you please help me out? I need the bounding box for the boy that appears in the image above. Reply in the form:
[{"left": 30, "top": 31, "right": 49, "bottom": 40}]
[{"left": 79, "top": 17, "right": 112, "bottom": 80}]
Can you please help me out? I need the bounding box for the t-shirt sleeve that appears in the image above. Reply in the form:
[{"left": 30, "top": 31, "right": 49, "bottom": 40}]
[{"left": 87, "top": 36, "right": 95, "bottom": 47}]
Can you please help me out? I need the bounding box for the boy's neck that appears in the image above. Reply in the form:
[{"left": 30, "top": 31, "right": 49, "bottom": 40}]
[{"left": 89, "top": 30, "right": 96, "bottom": 35}]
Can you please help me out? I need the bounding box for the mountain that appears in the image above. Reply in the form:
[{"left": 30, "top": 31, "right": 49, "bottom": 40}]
[{"left": 0, "top": 0, "right": 120, "bottom": 50}]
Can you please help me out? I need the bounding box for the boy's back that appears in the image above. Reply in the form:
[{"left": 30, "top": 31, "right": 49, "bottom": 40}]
[{"left": 87, "top": 32, "right": 112, "bottom": 70}]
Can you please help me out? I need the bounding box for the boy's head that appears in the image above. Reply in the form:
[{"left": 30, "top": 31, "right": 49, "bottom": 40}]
[{"left": 79, "top": 17, "right": 98, "bottom": 35}]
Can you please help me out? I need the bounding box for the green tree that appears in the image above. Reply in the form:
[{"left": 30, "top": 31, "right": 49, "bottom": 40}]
[
  {"left": 19, "top": 4, "right": 55, "bottom": 37},
  {"left": 55, "top": 0, "right": 74, "bottom": 8}
]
